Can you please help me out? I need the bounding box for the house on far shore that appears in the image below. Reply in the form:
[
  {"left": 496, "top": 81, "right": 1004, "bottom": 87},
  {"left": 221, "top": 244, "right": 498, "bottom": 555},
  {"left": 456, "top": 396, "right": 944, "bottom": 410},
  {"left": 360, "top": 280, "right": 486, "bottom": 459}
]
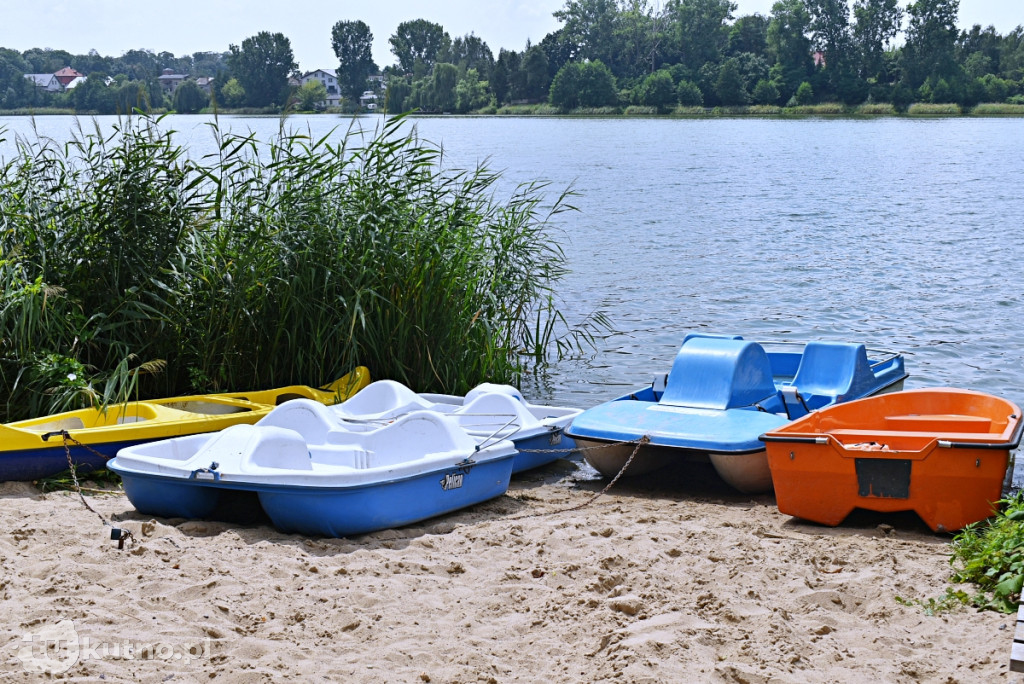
[
  {"left": 158, "top": 68, "right": 188, "bottom": 94},
  {"left": 300, "top": 69, "right": 341, "bottom": 108},
  {"left": 54, "top": 67, "right": 83, "bottom": 87},
  {"left": 64, "top": 75, "right": 87, "bottom": 90},
  {"left": 195, "top": 76, "right": 214, "bottom": 93},
  {"left": 24, "top": 73, "right": 61, "bottom": 92},
  {"left": 359, "top": 90, "right": 378, "bottom": 110}
]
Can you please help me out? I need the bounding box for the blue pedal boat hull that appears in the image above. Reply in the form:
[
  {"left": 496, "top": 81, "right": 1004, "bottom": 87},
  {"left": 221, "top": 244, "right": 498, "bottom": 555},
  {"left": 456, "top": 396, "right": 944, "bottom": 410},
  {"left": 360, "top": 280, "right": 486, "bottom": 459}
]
[
  {"left": 109, "top": 401, "right": 518, "bottom": 537},
  {"left": 509, "top": 429, "right": 578, "bottom": 474},
  {"left": 566, "top": 335, "right": 907, "bottom": 493},
  {"left": 115, "top": 455, "right": 514, "bottom": 537}
]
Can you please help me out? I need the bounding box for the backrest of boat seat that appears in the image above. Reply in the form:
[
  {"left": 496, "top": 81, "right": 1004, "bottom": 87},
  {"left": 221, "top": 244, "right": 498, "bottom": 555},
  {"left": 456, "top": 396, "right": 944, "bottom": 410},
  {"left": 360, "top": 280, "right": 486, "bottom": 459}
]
[
  {"left": 660, "top": 337, "right": 778, "bottom": 410},
  {"left": 258, "top": 398, "right": 340, "bottom": 443},
  {"left": 790, "top": 342, "right": 873, "bottom": 409}
]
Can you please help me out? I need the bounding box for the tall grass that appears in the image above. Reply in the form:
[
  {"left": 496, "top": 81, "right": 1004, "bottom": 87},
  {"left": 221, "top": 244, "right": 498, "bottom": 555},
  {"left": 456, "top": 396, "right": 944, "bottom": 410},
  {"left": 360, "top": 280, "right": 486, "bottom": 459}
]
[{"left": 0, "top": 114, "right": 592, "bottom": 421}]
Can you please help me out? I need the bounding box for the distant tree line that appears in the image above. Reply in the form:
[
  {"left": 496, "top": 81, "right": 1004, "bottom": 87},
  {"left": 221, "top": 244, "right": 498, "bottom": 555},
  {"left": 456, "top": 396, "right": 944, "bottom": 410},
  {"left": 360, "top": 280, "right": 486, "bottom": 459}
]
[
  {"left": 0, "top": 31, "right": 299, "bottom": 113},
  {"left": 371, "top": 0, "right": 1024, "bottom": 112},
  {"left": 3, "top": 0, "right": 1023, "bottom": 115}
]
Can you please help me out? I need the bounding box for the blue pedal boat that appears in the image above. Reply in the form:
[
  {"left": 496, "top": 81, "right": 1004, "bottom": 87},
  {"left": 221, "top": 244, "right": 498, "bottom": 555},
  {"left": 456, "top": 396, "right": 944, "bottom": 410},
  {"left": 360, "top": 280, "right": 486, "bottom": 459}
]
[
  {"left": 565, "top": 334, "right": 907, "bottom": 493},
  {"left": 108, "top": 399, "right": 516, "bottom": 537},
  {"left": 332, "top": 381, "right": 582, "bottom": 474}
]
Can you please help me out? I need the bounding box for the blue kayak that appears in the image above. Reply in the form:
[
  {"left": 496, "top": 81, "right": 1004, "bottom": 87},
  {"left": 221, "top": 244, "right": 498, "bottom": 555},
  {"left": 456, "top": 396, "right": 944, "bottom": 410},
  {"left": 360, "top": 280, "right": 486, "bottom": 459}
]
[{"left": 565, "top": 334, "right": 907, "bottom": 492}]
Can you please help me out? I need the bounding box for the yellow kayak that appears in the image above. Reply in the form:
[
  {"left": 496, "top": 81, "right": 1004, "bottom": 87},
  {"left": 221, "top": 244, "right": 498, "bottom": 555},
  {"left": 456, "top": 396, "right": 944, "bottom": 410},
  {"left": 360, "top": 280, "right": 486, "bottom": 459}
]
[{"left": 0, "top": 367, "right": 370, "bottom": 481}]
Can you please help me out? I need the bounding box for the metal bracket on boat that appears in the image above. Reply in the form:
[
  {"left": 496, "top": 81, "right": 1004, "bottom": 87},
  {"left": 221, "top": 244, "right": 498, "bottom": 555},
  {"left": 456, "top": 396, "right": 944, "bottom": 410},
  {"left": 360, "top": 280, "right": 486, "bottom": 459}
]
[
  {"left": 454, "top": 457, "right": 476, "bottom": 474},
  {"left": 41, "top": 430, "right": 70, "bottom": 442},
  {"left": 190, "top": 462, "right": 221, "bottom": 482}
]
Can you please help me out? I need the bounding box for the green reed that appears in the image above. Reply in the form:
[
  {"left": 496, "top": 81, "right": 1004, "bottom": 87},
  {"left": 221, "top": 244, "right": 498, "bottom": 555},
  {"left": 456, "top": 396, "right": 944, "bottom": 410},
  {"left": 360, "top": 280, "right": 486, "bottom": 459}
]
[{"left": 0, "top": 114, "right": 592, "bottom": 421}]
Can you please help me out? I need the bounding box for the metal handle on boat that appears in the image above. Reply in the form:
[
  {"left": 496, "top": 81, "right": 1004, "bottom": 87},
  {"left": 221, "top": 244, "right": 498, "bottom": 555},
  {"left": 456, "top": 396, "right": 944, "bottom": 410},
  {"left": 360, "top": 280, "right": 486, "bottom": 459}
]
[
  {"left": 936, "top": 415, "right": 1023, "bottom": 451},
  {"left": 759, "top": 434, "right": 829, "bottom": 444},
  {"left": 190, "top": 463, "right": 221, "bottom": 481}
]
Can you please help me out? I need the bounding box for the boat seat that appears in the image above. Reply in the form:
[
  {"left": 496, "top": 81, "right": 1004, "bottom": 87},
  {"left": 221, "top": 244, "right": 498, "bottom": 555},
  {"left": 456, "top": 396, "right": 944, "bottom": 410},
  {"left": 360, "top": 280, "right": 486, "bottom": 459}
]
[
  {"left": 660, "top": 337, "right": 780, "bottom": 411},
  {"left": 334, "top": 379, "right": 433, "bottom": 420},
  {"left": 783, "top": 342, "right": 874, "bottom": 415}
]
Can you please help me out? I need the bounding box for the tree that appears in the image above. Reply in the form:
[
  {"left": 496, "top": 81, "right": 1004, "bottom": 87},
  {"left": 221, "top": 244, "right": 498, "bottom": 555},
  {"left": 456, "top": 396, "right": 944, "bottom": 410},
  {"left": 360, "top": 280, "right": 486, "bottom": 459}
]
[
  {"left": 577, "top": 60, "right": 618, "bottom": 107},
  {"left": 676, "top": 79, "right": 704, "bottom": 105},
  {"left": 173, "top": 79, "right": 208, "bottom": 113},
  {"left": 614, "top": 0, "right": 668, "bottom": 78},
  {"left": 752, "top": 78, "right": 781, "bottom": 104},
  {"left": 385, "top": 77, "right": 412, "bottom": 113},
  {"left": 794, "top": 80, "right": 814, "bottom": 104},
  {"left": 550, "top": 60, "right": 617, "bottom": 109},
  {"left": 389, "top": 19, "right": 449, "bottom": 75},
  {"left": 638, "top": 69, "right": 676, "bottom": 109},
  {"left": 296, "top": 80, "right": 328, "bottom": 110},
  {"left": 443, "top": 33, "right": 494, "bottom": 77},
  {"left": 902, "top": 0, "right": 960, "bottom": 89},
  {"left": 331, "top": 20, "right": 378, "bottom": 103},
  {"left": 521, "top": 44, "right": 550, "bottom": 101},
  {"left": 554, "top": 0, "right": 621, "bottom": 68},
  {"left": 455, "top": 69, "right": 490, "bottom": 112},
  {"left": 116, "top": 49, "right": 161, "bottom": 80},
  {"left": 498, "top": 49, "right": 525, "bottom": 102},
  {"left": 852, "top": 0, "right": 904, "bottom": 81},
  {"left": 728, "top": 14, "right": 769, "bottom": 55},
  {"left": 767, "top": 0, "right": 814, "bottom": 100},
  {"left": 665, "top": 0, "right": 737, "bottom": 71},
  {"left": 219, "top": 78, "right": 246, "bottom": 107},
  {"left": 72, "top": 73, "right": 113, "bottom": 112},
  {"left": 431, "top": 62, "right": 459, "bottom": 111},
  {"left": 539, "top": 29, "right": 576, "bottom": 81},
  {"left": 805, "top": 0, "right": 854, "bottom": 95},
  {"left": 715, "top": 57, "right": 748, "bottom": 104},
  {"left": 22, "top": 48, "right": 75, "bottom": 74},
  {"left": 489, "top": 56, "right": 510, "bottom": 104},
  {"left": 0, "top": 48, "right": 32, "bottom": 109},
  {"left": 227, "top": 31, "right": 297, "bottom": 108}
]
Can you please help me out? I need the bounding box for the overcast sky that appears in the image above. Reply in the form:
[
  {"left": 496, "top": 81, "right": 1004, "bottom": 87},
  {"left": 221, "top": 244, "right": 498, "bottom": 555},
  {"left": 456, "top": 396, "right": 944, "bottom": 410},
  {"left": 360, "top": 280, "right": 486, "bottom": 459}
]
[{"left": 3, "top": 1, "right": 1021, "bottom": 74}]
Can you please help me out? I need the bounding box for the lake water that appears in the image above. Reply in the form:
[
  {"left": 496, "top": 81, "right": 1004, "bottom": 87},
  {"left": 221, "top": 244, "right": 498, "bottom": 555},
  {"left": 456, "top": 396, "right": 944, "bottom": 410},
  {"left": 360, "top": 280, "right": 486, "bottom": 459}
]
[{"left": 3, "top": 113, "right": 1023, "bottom": 487}]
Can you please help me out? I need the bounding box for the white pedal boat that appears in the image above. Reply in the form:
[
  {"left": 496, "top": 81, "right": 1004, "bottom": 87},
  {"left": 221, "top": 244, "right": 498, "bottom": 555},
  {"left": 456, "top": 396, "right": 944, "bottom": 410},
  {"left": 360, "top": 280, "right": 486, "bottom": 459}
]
[
  {"left": 108, "top": 399, "right": 516, "bottom": 537},
  {"left": 333, "top": 381, "right": 582, "bottom": 473}
]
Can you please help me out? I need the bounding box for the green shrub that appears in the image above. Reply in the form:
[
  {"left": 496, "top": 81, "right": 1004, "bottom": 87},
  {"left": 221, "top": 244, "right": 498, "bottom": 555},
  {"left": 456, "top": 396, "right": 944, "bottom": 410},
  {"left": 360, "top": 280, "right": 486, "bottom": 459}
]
[{"left": 949, "top": 494, "right": 1024, "bottom": 613}]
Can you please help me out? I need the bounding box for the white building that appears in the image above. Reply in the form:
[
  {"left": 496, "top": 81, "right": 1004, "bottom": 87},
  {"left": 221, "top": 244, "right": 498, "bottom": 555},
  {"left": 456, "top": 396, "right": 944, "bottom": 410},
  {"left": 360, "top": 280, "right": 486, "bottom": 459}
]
[
  {"left": 300, "top": 69, "right": 341, "bottom": 108},
  {"left": 157, "top": 68, "right": 188, "bottom": 95},
  {"left": 24, "top": 74, "right": 61, "bottom": 92},
  {"left": 359, "top": 90, "right": 378, "bottom": 110}
]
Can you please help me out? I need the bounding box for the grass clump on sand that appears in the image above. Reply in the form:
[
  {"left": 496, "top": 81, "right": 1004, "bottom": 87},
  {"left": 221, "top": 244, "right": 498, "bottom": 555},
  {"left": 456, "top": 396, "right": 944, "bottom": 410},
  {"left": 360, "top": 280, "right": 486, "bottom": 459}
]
[
  {"left": 0, "top": 114, "right": 597, "bottom": 422},
  {"left": 948, "top": 493, "right": 1024, "bottom": 613}
]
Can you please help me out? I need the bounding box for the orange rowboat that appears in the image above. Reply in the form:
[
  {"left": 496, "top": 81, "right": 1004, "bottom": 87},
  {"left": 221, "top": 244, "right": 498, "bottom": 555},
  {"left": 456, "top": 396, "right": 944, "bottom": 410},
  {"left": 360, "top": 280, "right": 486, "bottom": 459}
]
[{"left": 761, "top": 388, "right": 1022, "bottom": 532}]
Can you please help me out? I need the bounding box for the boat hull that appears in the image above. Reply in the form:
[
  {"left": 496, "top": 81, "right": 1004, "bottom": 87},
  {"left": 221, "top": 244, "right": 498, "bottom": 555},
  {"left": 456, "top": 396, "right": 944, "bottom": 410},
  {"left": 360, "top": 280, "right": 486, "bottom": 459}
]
[
  {"left": 574, "top": 437, "right": 680, "bottom": 478},
  {"left": 762, "top": 388, "right": 1022, "bottom": 531},
  {"left": 579, "top": 383, "right": 905, "bottom": 494},
  {"left": 117, "top": 454, "right": 515, "bottom": 537},
  {"left": 510, "top": 429, "right": 577, "bottom": 474}
]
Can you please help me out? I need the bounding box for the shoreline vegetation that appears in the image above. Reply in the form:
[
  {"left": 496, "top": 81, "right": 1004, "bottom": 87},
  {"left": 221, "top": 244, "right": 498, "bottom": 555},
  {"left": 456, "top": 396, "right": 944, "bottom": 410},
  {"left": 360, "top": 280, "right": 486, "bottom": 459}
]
[
  {"left": 0, "top": 113, "right": 602, "bottom": 424},
  {"left": 4, "top": 102, "right": 1024, "bottom": 118}
]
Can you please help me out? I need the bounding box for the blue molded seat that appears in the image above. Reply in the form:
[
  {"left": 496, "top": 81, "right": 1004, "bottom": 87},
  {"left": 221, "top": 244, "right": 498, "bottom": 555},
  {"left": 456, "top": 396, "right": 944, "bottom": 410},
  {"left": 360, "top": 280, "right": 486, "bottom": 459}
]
[
  {"left": 661, "top": 337, "right": 780, "bottom": 411},
  {"left": 786, "top": 342, "right": 873, "bottom": 412}
]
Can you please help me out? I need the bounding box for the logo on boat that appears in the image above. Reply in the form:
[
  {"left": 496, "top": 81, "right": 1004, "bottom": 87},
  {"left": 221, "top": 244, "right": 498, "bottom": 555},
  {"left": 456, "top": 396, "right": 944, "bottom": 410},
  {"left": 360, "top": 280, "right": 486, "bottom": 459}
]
[{"left": 440, "top": 472, "right": 464, "bottom": 491}]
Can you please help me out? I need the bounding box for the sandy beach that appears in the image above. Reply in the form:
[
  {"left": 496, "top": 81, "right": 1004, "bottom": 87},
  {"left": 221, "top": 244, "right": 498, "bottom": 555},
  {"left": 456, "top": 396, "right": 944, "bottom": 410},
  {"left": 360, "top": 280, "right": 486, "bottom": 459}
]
[{"left": 2, "top": 459, "right": 1021, "bottom": 683}]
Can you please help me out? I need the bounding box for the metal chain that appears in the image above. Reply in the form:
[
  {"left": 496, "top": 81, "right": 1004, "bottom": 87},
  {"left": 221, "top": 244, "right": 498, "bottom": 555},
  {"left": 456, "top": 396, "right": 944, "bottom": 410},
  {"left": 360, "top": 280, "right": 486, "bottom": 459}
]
[
  {"left": 505, "top": 435, "right": 651, "bottom": 520},
  {"left": 56, "top": 432, "right": 134, "bottom": 549},
  {"left": 57, "top": 431, "right": 111, "bottom": 527}
]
